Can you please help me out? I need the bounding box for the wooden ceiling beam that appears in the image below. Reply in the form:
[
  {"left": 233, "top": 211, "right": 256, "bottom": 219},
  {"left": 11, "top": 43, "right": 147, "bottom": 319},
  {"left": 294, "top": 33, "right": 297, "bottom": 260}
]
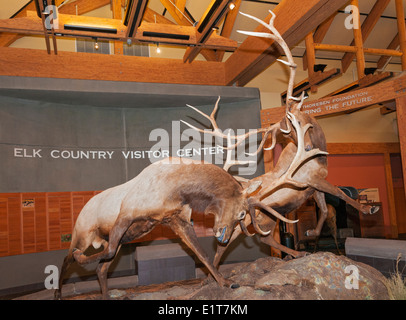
[
  {"left": 216, "top": 0, "right": 242, "bottom": 62},
  {"left": 159, "top": 0, "right": 219, "bottom": 61},
  {"left": 0, "top": 12, "right": 237, "bottom": 51},
  {"left": 341, "top": 0, "right": 391, "bottom": 73},
  {"left": 159, "top": 0, "right": 192, "bottom": 26},
  {"left": 224, "top": 0, "right": 348, "bottom": 87},
  {"left": 395, "top": 0, "right": 406, "bottom": 70},
  {"left": 303, "top": 12, "right": 337, "bottom": 71},
  {"left": 377, "top": 33, "right": 399, "bottom": 70},
  {"left": 183, "top": 0, "right": 233, "bottom": 63},
  {"left": 124, "top": 0, "right": 149, "bottom": 38},
  {"left": 0, "top": 46, "right": 226, "bottom": 86},
  {"left": 0, "top": 0, "right": 110, "bottom": 47}
]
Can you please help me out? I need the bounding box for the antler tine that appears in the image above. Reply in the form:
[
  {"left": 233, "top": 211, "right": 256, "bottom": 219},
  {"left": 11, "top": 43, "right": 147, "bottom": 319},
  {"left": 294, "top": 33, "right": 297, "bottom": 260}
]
[
  {"left": 238, "top": 10, "right": 297, "bottom": 109},
  {"left": 182, "top": 97, "right": 276, "bottom": 171},
  {"left": 223, "top": 132, "right": 256, "bottom": 171}
]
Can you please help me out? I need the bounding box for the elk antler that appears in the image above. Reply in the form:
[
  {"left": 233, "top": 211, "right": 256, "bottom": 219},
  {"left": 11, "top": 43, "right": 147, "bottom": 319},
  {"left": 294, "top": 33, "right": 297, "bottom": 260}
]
[
  {"left": 237, "top": 10, "right": 298, "bottom": 110},
  {"left": 256, "top": 111, "right": 329, "bottom": 199},
  {"left": 181, "top": 96, "right": 285, "bottom": 171}
]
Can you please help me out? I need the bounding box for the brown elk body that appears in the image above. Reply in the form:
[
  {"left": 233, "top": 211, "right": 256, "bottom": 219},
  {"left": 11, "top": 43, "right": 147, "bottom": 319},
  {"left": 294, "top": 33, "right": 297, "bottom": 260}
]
[{"left": 55, "top": 157, "right": 273, "bottom": 299}]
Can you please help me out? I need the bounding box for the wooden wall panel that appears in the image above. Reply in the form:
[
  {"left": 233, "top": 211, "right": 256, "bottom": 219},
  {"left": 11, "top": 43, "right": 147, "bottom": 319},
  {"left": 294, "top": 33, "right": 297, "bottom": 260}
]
[
  {"left": 0, "top": 191, "right": 219, "bottom": 257},
  {"left": 7, "top": 195, "right": 22, "bottom": 256},
  {"left": 0, "top": 197, "right": 8, "bottom": 256}
]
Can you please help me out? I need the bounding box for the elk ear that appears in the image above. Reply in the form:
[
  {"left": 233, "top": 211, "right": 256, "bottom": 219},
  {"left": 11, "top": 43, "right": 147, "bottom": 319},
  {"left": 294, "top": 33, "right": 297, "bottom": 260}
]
[{"left": 243, "top": 180, "right": 262, "bottom": 195}]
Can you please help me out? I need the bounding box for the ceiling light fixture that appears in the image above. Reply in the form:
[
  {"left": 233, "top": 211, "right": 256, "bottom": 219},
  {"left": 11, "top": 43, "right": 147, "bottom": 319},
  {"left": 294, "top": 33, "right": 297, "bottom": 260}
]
[
  {"left": 229, "top": 3, "right": 236, "bottom": 10},
  {"left": 156, "top": 43, "right": 161, "bottom": 54}
]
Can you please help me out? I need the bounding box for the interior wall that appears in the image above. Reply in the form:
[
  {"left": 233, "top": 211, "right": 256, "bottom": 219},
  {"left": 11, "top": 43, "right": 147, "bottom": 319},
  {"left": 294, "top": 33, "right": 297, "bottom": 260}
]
[
  {"left": 0, "top": 78, "right": 264, "bottom": 193},
  {"left": 326, "top": 154, "right": 390, "bottom": 236}
]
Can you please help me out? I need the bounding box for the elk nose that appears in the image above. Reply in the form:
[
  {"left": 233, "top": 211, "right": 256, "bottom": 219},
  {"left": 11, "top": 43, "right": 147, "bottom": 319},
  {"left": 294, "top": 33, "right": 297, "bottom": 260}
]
[{"left": 216, "top": 227, "right": 228, "bottom": 244}]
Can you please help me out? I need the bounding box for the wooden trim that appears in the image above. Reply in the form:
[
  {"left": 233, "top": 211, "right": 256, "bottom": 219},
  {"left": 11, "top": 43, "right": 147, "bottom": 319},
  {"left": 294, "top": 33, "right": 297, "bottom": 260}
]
[
  {"left": 326, "top": 143, "right": 400, "bottom": 155},
  {"left": 0, "top": 47, "right": 226, "bottom": 86},
  {"left": 261, "top": 74, "right": 406, "bottom": 126}
]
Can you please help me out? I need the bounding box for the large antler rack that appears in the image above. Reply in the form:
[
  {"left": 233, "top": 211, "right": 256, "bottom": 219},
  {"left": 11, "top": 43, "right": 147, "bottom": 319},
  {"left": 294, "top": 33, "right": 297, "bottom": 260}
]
[
  {"left": 237, "top": 10, "right": 301, "bottom": 110},
  {"left": 244, "top": 110, "right": 328, "bottom": 236},
  {"left": 181, "top": 96, "right": 287, "bottom": 172}
]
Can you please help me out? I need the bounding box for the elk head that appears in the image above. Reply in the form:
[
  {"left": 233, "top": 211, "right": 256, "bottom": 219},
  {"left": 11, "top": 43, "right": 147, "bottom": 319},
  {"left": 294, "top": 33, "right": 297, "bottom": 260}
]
[{"left": 212, "top": 179, "right": 298, "bottom": 244}]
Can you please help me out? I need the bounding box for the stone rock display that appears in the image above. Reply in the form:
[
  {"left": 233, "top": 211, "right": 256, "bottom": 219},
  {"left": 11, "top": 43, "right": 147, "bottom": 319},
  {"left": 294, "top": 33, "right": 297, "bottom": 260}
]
[{"left": 66, "top": 252, "right": 389, "bottom": 300}]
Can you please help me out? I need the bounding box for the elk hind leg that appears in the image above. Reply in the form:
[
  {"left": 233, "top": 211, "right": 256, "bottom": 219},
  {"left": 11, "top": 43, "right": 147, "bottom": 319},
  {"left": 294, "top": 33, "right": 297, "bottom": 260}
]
[
  {"left": 309, "top": 178, "right": 379, "bottom": 214},
  {"left": 73, "top": 218, "right": 132, "bottom": 265},
  {"left": 305, "top": 191, "right": 328, "bottom": 237}
]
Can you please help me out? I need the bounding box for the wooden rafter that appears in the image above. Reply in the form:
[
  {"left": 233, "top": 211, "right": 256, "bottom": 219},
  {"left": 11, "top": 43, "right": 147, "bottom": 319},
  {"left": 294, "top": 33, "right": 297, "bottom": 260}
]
[
  {"left": 302, "top": 12, "right": 337, "bottom": 71},
  {"left": 0, "top": 11, "right": 237, "bottom": 51},
  {"left": 216, "top": 0, "right": 242, "bottom": 62},
  {"left": 112, "top": 0, "right": 123, "bottom": 55},
  {"left": 225, "top": 0, "right": 349, "bottom": 86},
  {"left": 159, "top": 0, "right": 219, "bottom": 61},
  {"left": 183, "top": 0, "right": 233, "bottom": 63},
  {"left": 341, "top": 0, "right": 392, "bottom": 73},
  {"left": 124, "top": 0, "right": 149, "bottom": 38},
  {"left": 377, "top": 33, "right": 400, "bottom": 70},
  {"left": 395, "top": 0, "right": 406, "bottom": 69},
  {"left": 0, "top": 0, "right": 111, "bottom": 47}
]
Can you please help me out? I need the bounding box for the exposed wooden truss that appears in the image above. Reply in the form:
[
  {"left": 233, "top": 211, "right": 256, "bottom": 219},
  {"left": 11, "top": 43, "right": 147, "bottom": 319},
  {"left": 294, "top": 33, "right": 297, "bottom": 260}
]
[
  {"left": 283, "top": 0, "right": 406, "bottom": 111},
  {"left": 0, "top": 0, "right": 404, "bottom": 91}
]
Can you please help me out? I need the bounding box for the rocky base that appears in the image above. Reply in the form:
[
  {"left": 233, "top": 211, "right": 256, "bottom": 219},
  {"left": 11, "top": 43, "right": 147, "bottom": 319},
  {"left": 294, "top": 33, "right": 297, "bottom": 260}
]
[{"left": 65, "top": 252, "right": 389, "bottom": 300}]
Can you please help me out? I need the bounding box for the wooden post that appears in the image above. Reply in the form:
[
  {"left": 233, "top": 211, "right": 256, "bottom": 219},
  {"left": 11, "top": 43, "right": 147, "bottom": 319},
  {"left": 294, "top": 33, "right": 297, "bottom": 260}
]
[
  {"left": 396, "top": 95, "right": 406, "bottom": 200},
  {"left": 351, "top": 0, "right": 365, "bottom": 79},
  {"left": 305, "top": 32, "right": 318, "bottom": 93},
  {"left": 384, "top": 153, "right": 398, "bottom": 238},
  {"left": 112, "top": 0, "right": 123, "bottom": 55},
  {"left": 395, "top": 0, "right": 406, "bottom": 70}
]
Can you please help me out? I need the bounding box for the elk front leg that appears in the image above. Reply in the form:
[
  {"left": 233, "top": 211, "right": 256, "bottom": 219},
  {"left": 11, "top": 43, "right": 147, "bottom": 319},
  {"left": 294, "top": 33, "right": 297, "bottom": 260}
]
[
  {"left": 168, "top": 212, "right": 234, "bottom": 288},
  {"left": 308, "top": 178, "right": 379, "bottom": 215}
]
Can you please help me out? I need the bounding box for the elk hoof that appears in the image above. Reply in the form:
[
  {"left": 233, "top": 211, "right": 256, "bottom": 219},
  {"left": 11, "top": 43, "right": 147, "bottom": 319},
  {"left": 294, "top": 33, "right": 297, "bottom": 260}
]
[
  {"left": 370, "top": 206, "right": 379, "bottom": 214},
  {"left": 230, "top": 283, "right": 240, "bottom": 289},
  {"left": 305, "top": 230, "right": 316, "bottom": 237}
]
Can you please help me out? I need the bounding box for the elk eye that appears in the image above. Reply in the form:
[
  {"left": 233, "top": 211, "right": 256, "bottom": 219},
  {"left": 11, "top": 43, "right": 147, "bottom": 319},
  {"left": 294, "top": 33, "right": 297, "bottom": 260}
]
[{"left": 238, "top": 210, "right": 246, "bottom": 220}]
